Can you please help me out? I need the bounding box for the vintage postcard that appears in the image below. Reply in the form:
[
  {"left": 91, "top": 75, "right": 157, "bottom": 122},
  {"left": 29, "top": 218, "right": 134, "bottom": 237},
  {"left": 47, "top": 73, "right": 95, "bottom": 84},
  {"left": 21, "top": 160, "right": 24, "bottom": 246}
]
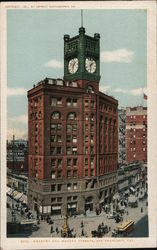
[{"left": 0, "top": 1, "right": 157, "bottom": 249}]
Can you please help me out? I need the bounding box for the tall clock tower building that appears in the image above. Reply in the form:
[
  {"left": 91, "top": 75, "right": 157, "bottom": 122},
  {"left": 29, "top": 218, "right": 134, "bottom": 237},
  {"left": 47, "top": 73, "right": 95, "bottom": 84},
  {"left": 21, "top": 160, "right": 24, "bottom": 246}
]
[{"left": 27, "top": 26, "right": 118, "bottom": 215}]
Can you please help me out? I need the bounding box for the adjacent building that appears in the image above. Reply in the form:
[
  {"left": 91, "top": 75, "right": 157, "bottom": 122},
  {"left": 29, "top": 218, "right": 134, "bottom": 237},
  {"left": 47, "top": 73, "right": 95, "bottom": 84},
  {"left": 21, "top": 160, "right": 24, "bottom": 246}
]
[
  {"left": 118, "top": 108, "right": 126, "bottom": 165},
  {"left": 7, "top": 137, "right": 28, "bottom": 173},
  {"left": 126, "top": 106, "right": 147, "bottom": 164},
  {"left": 27, "top": 26, "right": 118, "bottom": 215}
]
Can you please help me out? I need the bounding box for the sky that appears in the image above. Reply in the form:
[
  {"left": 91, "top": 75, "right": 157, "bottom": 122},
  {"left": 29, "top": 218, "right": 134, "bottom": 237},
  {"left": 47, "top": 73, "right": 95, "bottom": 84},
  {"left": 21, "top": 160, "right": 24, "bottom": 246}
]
[{"left": 7, "top": 9, "right": 147, "bottom": 141}]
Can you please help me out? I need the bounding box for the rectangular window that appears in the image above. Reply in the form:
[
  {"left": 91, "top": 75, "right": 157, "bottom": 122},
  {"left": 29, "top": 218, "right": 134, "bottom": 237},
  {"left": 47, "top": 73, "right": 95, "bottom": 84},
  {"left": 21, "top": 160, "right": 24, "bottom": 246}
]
[
  {"left": 51, "top": 184, "right": 55, "bottom": 192},
  {"left": 73, "top": 170, "right": 77, "bottom": 177},
  {"left": 51, "top": 97, "right": 56, "bottom": 106},
  {"left": 57, "top": 159, "right": 62, "bottom": 167},
  {"left": 67, "top": 147, "right": 71, "bottom": 155},
  {"left": 72, "top": 124, "right": 77, "bottom": 131},
  {"left": 51, "top": 124, "right": 56, "bottom": 130},
  {"left": 57, "top": 147, "right": 62, "bottom": 154},
  {"left": 51, "top": 147, "right": 55, "bottom": 155},
  {"left": 91, "top": 169, "right": 94, "bottom": 176},
  {"left": 91, "top": 124, "right": 94, "bottom": 132},
  {"left": 85, "top": 147, "right": 88, "bottom": 154},
  {"left": 85, "top": 124, "right": 88, "bottom": 131},
  {"left": 72, "top": 99, "right": 77, "bottom": 107},
  {"left": 51, "top": 135, "right": 55, "bottom": 142},
  {"left": 57, "top": 197, "right": 62, "bottom": 202},
  {"left": 51, "top": 171, "right": 55, "bottom": 179},
  {"left": 67, "top": 184, "right": 71, "bottom": 190},
  {"left": 67, "top": 98, "right": 71, "bottom": 106},
  {"left": 67, "top": 196, "right": 72, "bottom": 201},
  {"left": 85, "top": 158, "right": 88, "bottom": 165},
  {"left": 67, "top": 159, "right": 71, "bottom": 166},
  {"left": 67, "top": 170, "right": 71, "bottom": 177},
  {"left": 66, "top": 135, "right": 71, "bottom": 143},
  {"left": 85, "top": 136, "right": 88, "bottom": 143},
  {"left": 73, "top": 183, "right": 77, "bottom": 189},
  {"left": 67, "top": 124, "right": 71, "bottom": 132},
  {"left": 91, "top": 156, "right": 94, "bottom": 166},
  {"left": 57, "top": 98, "right": 62, "bottom": 105},
  {"left": 51, "top": 159, "right": 55, "bottom": 167},
  {"left": 57, "top": 124, "right": 62, "bottom": 131},
  {"left": 73, "top": 158, "right": 77, "bottom": 166},
  {"left": 72, "top": 136, "right": 77, "bottom": 143},
  {"left": 85, "top": 114, "right": 88, "bottom": 121},
  {"left": 57, "top": 135, "right": 62, "bottom": 143},
  {"left": 85, "top": 100, "right": 88, "bottom": 107},
  {"left": 51, "top": 198, "right": 56, "bottom": 203},
  {"left": 72, "top": 147, "right": 77, "bottom": 155},
  {"left": 73, "top": 196, "right": 77, "bottom": 201},
  {"left": 85, "top": 170, "right": 88, "bottom": 177},
  {"left": 57, "top": 170, "right": 62, "bottom": 178},
  {"left": 57, "top": 184, "right": 62, "bottom": 191},
  {"left": 91, "top": 100, "right": 94, "bottom": 108}
]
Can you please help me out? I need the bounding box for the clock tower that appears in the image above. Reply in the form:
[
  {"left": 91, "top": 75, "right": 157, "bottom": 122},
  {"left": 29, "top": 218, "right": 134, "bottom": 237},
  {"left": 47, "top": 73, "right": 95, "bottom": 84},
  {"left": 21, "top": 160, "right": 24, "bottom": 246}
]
[{"left": 64, "top": 26, "right": 100, "bottom": 83}]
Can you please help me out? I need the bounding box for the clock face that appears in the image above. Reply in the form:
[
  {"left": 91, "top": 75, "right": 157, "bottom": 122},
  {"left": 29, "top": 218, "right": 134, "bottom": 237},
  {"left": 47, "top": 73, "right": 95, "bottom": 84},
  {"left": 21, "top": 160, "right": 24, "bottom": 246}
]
[
  {"left": 68, "top": 58, "right": 78, "bottom": 74},
  {"left": 85, "top": 57, "right": 96, "bottom": 73}
]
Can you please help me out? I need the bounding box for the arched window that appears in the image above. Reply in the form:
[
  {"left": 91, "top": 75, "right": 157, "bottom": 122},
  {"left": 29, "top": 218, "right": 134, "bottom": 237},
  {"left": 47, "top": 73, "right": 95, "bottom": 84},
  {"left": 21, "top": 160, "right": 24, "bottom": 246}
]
[
  {"left": 51, "top": 111, "right": 61, "bottom": 120},
  {"left": 87, "top": 85, "right": 94, "bottom": 94},
  {"left": 67, "top": 112, "right": 76, "bottom": 120}
]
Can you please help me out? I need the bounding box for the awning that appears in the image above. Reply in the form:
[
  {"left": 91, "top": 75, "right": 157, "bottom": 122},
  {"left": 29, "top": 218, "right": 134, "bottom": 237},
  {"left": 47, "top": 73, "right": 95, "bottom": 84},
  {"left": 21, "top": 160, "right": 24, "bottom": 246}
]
[
  {"left": 12, "top": 190, "right": 18, "bottom": 198},
  {"left": 21, "top": 219, "right": 36, "bottom": 225},
  {"left": 14, "top": 192, "right": 23, "bottom": 201},
  {"left": 51, "top": 206, "right": 61, "bottom": 210},
  {"left": 19, "top": 194, "right": 27, "bottom": 203},
  {"left": 128, "top": 195, "right": 137, "bottom": 203},
  {"left": 7, "top": 188, "right": 14, "bottom": 195},
  {"left": 130, "top": 187, "right": 136, "bottom": 193}
]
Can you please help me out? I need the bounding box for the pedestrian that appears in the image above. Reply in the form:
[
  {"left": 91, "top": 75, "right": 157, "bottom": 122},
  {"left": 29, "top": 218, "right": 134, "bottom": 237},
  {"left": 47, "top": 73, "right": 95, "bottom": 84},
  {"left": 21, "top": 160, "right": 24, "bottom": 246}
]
[
  {"left": 50, "top": 225, "right": 53, "bottom": 236},
  {"left": 81, "top": 221, "right": 84, "bottom": 228},
  {"left": 81, "top": 229, "right": 84, "bottom": 236},
  {"left": 108, "top": 226, "right": 111, "bottom": 231},
  {"left": 56, "top": 227, "right": 59, "bottom": 234}
]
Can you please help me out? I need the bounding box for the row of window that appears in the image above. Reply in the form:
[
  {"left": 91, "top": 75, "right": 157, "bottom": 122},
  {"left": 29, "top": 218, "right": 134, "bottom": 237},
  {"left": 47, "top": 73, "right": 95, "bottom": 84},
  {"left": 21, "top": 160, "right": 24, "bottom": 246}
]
[
  {"left": 51, "top": 111, "right": 95, "bottom": 121},
  {"left": 51, "top": 196, "right": 77, "bottom": 203},
  {"left": 51, "top": 168, "right": 95, "bottom": 179},
  {"left": 51, "top": 183, "right": 77, "bottom": 192},
  {"left": 51, "top": 97, "right": 77, "bottom": 107},
  {"left": 50, "top": 146, "right": 96, "bottom": 155},
  {"left": 50, "top": 111, "right": 116, "bottom": 124},
  {"left": 130, "top": 115, "right": 146, "bottom": 119},
  {"left": 51, "top": 157, "right": 95, "bottom": 168},
  {"left": 130, "top": 147, "right": 146, "bottom": 151}
]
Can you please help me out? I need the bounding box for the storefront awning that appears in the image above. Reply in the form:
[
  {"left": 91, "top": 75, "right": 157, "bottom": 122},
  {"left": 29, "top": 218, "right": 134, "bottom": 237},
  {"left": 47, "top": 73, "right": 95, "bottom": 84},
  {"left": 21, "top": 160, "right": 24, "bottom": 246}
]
[
  {"left": 12, "top": 190, "right": 18, "bottom": 198},
  {"left": 130, "top": 187, "right": 136, "bottom": 193},
  {"left": 51, "top": 206, "right": 61, "bottom": 210},
  {"left": 14, "top": 192, "right": 23, "bottom": 201},
  {"left": 7, "top": 188, "right": 13, "bottom": 195}
]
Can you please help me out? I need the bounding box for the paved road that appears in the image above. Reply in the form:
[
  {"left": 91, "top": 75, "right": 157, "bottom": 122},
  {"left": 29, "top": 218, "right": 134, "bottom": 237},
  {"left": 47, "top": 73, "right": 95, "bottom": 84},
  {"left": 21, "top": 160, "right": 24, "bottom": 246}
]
[
  {"left": 7, "top": 195, "right": 148, "bottom": 238},
  {"left": 130, "top": 215, "right": 148, "bottom": 237}
]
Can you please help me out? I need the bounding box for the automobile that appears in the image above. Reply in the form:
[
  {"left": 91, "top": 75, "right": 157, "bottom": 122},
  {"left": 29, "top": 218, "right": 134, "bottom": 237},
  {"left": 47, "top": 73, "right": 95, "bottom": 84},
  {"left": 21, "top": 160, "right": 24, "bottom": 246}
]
[{"left": 106, "top": 213, "right": 114, "bottom": 219}]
